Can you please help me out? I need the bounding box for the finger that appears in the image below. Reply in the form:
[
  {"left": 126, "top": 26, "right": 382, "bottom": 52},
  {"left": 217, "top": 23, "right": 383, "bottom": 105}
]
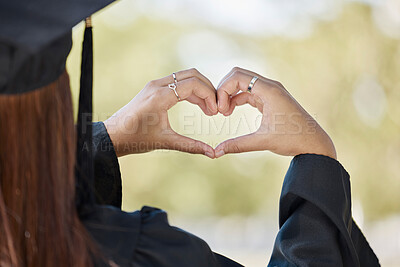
[
  {"left": 223, "top": 92, "right": 256, "bottom": 116},
  {"left": 216, "top": 67, "right": 286, "bottom": 114},
  {"left": 214, "top": 133, "right": 266, "bottom": 158},
  {"left": 164, "top": 77, "right": 217, "bottom": 114},
  {"left": 216, "top": 67, "right": 259, "bottom": 91},
  {"left": 157, "top": 68, "right": 215, "bottom": 92},
  {"left": 188, "top": 78, "right": 217, "bottom": 114},
  {"left": 216, "top": 70, "right": 235, "bottom": 90},
  {"left": 218, "top": 66, "right": 277, "bottom": 87},
  {"left": 217, "top": 70, "right": 254, "bottom": 113},
  {"left": 165, "top": 131, "right": 215, "bottom": 159},
  {"left": 186, "top": 95, "right": 213, "bottom": 116},
  {"left": 216, "top": 72, "right": 240, "bottom": 114}
]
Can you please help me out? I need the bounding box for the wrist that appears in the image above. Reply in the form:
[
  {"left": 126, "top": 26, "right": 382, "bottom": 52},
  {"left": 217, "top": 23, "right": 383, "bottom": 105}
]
[
  {"left": 104, "top": 116, "right": 139, "bottom": 157},
  {"left": 304, "top": 124, "right": 337, "bottom": 160},
  {"left": 104, "top": 114, "right": 155, "bottom": 157},
  {"left": 103, "top": 118, "right": 123, "bottom": 157},
  {"left": 305, "top": 138, "right": 337, "bottom": 160}
]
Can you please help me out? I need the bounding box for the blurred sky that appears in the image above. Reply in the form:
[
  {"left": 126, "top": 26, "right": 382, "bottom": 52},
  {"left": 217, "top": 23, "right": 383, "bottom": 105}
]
[{"left": 67, "top": 0, "right": 400, "bottom": 266}]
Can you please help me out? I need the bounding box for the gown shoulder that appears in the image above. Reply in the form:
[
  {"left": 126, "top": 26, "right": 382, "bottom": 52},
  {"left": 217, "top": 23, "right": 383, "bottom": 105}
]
[{"left": 82, "top": 205, "right": 243, "bottom": 267}]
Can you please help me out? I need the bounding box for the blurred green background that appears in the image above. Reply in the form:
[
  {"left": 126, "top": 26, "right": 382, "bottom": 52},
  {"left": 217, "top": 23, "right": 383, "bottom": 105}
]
[{"left": 67, "top": 0, "right": 400, "bottom": 266}]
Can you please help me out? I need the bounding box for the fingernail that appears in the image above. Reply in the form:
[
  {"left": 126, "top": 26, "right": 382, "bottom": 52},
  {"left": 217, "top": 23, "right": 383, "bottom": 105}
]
[
  {"left": 215, "top": 150, "right": 225, "bottom": 158},
  {"left": 205, "top": 151, "right": 214, "bottom": 159}
]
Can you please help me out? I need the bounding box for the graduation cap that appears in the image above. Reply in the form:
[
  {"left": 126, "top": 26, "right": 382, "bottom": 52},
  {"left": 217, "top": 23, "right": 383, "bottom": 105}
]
[{"left": 0, "top": 0, "right": 116, "bottom": 213}]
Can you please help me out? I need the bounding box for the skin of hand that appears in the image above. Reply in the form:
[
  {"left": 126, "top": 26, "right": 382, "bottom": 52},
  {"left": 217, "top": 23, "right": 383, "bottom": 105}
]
[
  {"left": 214, "top": 67, "right": 337, "bottom": 159},
  {"left": 103, "top": 68, "right": 218, "bottom": 158}
]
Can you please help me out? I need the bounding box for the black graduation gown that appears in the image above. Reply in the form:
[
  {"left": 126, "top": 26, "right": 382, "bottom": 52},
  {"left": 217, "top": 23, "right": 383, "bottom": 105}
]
[{"left": 84, "top": 122, "right": 380, "bottom": 267}]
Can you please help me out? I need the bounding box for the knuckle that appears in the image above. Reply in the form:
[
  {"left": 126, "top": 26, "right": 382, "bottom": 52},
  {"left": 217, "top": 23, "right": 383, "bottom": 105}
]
[
  {"left": 273, "top": 80, "right": 284, "bottom": 88},
  {"left": 269, "top": 87, "right": 285, "bottom": 99},
  {"left": 266, "top": 78, "right": 284, "bottom": 89},
  {"left": 231, "top": 66, "right": 241, "bottom": 73},
  {"left": 193, "top": 76, "right": 201, "bottom": 83},
  {"left": 270, "top": 82, "right": 284, "bottom": 93},
  {"left": 189, "top": 76, "right": 201, "bottom": 85},
  {"left": 146, "top": 80, "right": 157, "bottom": 88},
  {"left": 231, "top": 71, "right": 242, "bottom": 80},
  {"left": 188, "top": 68, "right": 198, "bottom": 76},
  {"left": 262, "top": 79, "right": 282, "bottom": 93}
]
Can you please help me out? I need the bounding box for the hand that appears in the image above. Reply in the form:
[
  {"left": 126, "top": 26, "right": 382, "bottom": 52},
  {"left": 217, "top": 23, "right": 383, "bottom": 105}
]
[
  {"left": 215, "top": 67, "right": 337, "bottom": 159},
  {"left": 104, "top": 68, "right": 218, "bottom": 158}
]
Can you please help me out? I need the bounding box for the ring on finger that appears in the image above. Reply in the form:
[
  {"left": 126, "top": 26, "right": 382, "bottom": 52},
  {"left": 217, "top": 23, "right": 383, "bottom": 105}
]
[
  {"left": 247, "top": 76, "right": 258, "bottom": 93},
  {"left": 168, "top": 83, "right": 181, "bottom": 101},
  {"left": 172, "top": 72, "right": 178, "bottom": 84}
]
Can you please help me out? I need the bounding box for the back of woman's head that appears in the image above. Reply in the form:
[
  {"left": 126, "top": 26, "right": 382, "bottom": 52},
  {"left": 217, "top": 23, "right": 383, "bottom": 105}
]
[{"left": 0, "top": 72, "right": 93, "bottom": 266}]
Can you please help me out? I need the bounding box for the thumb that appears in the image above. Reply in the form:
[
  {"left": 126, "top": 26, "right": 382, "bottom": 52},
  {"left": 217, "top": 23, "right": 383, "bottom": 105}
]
[
  {"left": 165, "top": 131, "right": 215, "bottom": 159},
  {"left": 214, "top": 133, "right": 266, "bottom": 158}
]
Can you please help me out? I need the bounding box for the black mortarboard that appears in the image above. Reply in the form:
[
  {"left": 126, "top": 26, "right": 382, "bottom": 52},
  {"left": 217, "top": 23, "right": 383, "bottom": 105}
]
[{"left": 0, "top": 0, "right": 116, "bottom": 214}]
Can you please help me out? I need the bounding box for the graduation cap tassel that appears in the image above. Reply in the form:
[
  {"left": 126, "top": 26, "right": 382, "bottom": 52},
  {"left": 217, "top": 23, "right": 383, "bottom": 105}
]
[{"left": 75, "top": 17, "right": 95, "bottom": 215}]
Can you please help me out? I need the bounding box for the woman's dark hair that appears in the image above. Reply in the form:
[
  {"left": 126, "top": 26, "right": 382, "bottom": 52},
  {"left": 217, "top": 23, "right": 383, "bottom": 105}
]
[{"left": 0, "top": 71, "right": 93, "bottom": 266}]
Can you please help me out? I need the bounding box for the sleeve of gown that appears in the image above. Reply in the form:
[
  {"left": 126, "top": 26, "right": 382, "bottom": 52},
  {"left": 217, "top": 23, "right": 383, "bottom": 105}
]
[
  {"left": 268, "top": 154, "right": 380, "bottom": 267},
  {"left": 92, "top": 121, "right": 122, "bottom": 208},
  {"left": 132, "top": 206, "right": 244, "bottom": 267}
]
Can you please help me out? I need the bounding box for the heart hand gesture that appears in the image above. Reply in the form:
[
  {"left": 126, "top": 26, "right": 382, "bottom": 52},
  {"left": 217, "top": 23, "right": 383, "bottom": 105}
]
[{"left": 104, "top": 67, "right": 336, "bottom": 160}]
